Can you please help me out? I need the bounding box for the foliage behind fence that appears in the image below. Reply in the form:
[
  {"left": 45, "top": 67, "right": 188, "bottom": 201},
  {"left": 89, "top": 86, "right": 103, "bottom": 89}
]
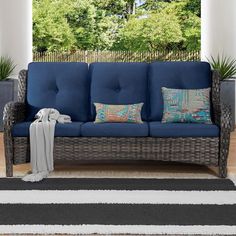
[{"left": 33, "top": 50, "right": 200, "bottom": 63}]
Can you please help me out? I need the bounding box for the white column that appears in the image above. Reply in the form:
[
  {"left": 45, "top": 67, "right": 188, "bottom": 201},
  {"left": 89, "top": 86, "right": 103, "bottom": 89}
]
[
  {"left": 0, "top": 0, "right": 32, "bottom": 77},
  {"left": 201, "top": 0, "right": 236, "bottom": 124},
  {"left": 201, "top": 0, "right": 236, "bottom": 61}
]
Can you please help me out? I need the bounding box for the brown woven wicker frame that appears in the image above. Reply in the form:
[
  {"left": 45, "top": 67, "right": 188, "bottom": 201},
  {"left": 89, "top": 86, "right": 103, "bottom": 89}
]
[{"left": 3, "top": 70, "right": 231, "bottom": 178}]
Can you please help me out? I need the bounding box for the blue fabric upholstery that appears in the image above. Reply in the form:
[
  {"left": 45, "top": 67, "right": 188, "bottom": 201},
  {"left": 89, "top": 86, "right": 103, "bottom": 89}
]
[
  {"left": 26, "top": 62, "right": 89, "bottom": 121},
  {"left": 148, "top": 62, "right": 212, "bottom": 121},
  {"left": 89, "top": 62, "right": 148, "bottom": 121},
  {"left": 12, "top": 122, "right": 82, "bottom": 137},
  {"left": 149, "top": 122, "right": 219, "bottom": 137},
  {"left": 81, "top": 122, "right": 149, "bottom": 137}
]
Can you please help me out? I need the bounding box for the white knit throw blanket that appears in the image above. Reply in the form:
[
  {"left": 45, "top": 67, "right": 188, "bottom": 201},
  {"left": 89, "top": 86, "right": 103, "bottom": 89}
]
[{"left": 22, "top": 108, "right": 71, "bottom": 182}]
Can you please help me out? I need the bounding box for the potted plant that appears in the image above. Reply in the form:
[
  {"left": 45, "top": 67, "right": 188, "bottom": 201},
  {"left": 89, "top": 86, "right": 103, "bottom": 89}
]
[
  {"left": 208, "top": 55, "right": 236, "bottom": 131},
  {"left": 0, "top": 56, "right": 18, "bottom": 131}
]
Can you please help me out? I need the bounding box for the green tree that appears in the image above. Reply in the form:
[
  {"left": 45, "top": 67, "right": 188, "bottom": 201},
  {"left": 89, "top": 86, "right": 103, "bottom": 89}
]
[
  {"left": 159, "top": 0, "right": 201, "bottom": 50},
  {"left": 66, "top": 0, "right": 122, "bottom": 50},
  {"left": 93, "top": 0, "right": 127, "bottom": 16},
  {"left": 115, "top": 10, "right": 183, "bottom": 51},
  {"left": 33, "top": 0, "right": 201, "bottom": 52},
  {"left": 141, "top": 0, "right": 200, "bottom": 14},
  {"left": 185, "top": 0, "right": 201, "bottom": 17},
  {"left": 33, "top": 0, "right": 76, "bottom": 52}
]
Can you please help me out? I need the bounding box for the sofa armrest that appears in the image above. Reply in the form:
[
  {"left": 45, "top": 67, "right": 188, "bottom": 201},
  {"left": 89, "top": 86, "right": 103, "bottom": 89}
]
[
  {"left": 220, "top": 104, "right": 232, "bottom": 132},
  {"left": 3, "top": 69, "right": 28, "bottom": 127},
  {"left": 219, "top": 103, "right": 231, "bottom": 177},
  {"left": 3, "top": 68, "right": 27, "bottom": 176},
  {"left": 211, "top": 70, "right": 221, "bottom": 125},
  {"left": 3, "top": 101, "right": 26, "bottom": 177},
  {"left": 3, "top": 101, "right": 26, "bottom": 129},
  {"left": 18, "top": 70, "right": 28, "bottom": 103}
]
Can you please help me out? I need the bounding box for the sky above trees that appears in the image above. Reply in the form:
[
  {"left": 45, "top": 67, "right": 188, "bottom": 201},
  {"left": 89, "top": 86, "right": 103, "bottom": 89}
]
[{"left": 33, "top": 0, "right": 200, "bottom": 52}]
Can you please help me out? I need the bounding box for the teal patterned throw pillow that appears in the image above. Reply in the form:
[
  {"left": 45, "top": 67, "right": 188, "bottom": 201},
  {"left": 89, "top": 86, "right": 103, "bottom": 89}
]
[
  {"left": 94, "top": 103, "right": 143, "bottom": 123},
  {"left": 162, "top": 87, "right": 212, "bottom": 124}
]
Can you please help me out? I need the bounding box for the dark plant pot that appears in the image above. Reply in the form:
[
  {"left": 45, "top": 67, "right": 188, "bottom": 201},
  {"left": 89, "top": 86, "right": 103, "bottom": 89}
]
[
  {"left": 220, "top": 79, "right": 235, "bottom": 131},
  {"left": 0, "top": 79, "right": 18, "bottom": 131}
]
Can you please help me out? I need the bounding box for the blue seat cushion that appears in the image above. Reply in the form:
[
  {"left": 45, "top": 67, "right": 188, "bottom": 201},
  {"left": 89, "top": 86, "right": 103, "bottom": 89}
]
[
  {"left": 89, "top": 62, "right": 149, "bottom": 121},
  {"left": 81, "top": 122, "right": 149, "bottom": 137},
  {"left": 26, "top": 62, "right": 89, "bottom": 122},
  {"left": 148, "top": 62, "right": 212, "bottom": 121},
  {"left": 12, "top": 122, "right": 83, "bottom": 137},
  {"left": 149, "top": 122, "right": 219, "bottom": 137}
]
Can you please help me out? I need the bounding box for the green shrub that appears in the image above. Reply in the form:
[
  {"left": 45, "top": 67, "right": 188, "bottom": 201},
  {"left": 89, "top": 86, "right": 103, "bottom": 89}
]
[
  {"left": 208, "top": 55, "right": 236, "bottom": 80},
  {"left": 0, "top": 56, "right": 16, "bottom": 81}
]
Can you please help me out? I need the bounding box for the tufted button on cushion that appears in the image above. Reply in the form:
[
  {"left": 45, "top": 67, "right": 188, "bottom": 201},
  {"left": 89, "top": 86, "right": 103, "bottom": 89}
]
[
  {"left": 26, "top": 62, "right": 89, "bottom": 121},
  {"left": 89, "top": 62, "right": 148, "bottom": 121},
  {"left": 54, "top": 86, "right": 59, "bottom": 93},
  {"left": 115, "top": 87, "right": 121, "bottom": 92}
]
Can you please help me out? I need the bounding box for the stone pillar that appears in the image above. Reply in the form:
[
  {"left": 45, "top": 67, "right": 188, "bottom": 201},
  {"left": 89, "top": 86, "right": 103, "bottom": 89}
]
[{"left": 0, "top": 0, "right": 32, "bottom": 77}]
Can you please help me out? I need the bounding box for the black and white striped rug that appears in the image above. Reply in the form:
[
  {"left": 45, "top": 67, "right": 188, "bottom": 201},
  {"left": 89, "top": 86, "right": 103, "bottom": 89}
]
[{"left": 0, "top": 178, "right": 236, "bottom": 235}]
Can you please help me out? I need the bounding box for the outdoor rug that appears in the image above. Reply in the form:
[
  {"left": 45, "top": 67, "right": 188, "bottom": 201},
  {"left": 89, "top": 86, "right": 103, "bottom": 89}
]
[{"left": 0, "top": 178, "right": 236, "bottom": 235}]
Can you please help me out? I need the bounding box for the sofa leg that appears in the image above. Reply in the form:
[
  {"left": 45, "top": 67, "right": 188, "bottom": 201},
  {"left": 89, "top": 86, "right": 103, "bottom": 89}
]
[{"left": 6, "top": 162, "right": 13, "bottom": 177}]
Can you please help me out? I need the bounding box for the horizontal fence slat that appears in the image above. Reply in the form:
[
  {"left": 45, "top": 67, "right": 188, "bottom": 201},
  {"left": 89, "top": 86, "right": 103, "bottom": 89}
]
[{"left": 33, "top": 50, "right": 201, "bottom": 63}]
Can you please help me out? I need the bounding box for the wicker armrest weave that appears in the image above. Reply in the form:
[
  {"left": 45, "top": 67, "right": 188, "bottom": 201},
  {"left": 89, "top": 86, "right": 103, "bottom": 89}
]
[
  {"left": 3, "top": 101, "right": 26, "bottom": 128},
  {"left": 220, "top": 104, "right": 231, "bottom": 131},
  {"left": 3, "top": 101, "right": 26, "bottom": 177},
  {"left": 219, "top": 103, "right": 231, "bottom": 178}
]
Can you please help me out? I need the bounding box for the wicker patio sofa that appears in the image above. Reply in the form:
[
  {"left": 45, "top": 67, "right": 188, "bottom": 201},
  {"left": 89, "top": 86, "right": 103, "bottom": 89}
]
[{"left": 3, "top": 62, "right": 231, "bottom": 177}]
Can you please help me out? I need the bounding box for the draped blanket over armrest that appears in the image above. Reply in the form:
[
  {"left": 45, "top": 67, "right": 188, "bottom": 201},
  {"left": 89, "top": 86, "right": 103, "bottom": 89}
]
[{"left": 22, "top": 108, "right": 71, "bottom": 182}]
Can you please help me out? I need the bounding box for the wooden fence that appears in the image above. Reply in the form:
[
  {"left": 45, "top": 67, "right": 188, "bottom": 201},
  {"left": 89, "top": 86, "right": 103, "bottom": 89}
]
[{"left": 33, "top": 50, "right": 200, "bottom": 63}]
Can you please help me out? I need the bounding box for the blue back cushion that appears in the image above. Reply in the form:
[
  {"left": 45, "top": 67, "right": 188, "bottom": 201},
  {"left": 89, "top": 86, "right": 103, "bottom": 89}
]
[
  {"left": 148, "top": 61, "right": 212, "bottom": 121},
  {"left": 26, "top": 62, "right": 89, "bottom": 121},
  {"left": 89, "top": 62, "right": 148, "bottom": 120}
]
